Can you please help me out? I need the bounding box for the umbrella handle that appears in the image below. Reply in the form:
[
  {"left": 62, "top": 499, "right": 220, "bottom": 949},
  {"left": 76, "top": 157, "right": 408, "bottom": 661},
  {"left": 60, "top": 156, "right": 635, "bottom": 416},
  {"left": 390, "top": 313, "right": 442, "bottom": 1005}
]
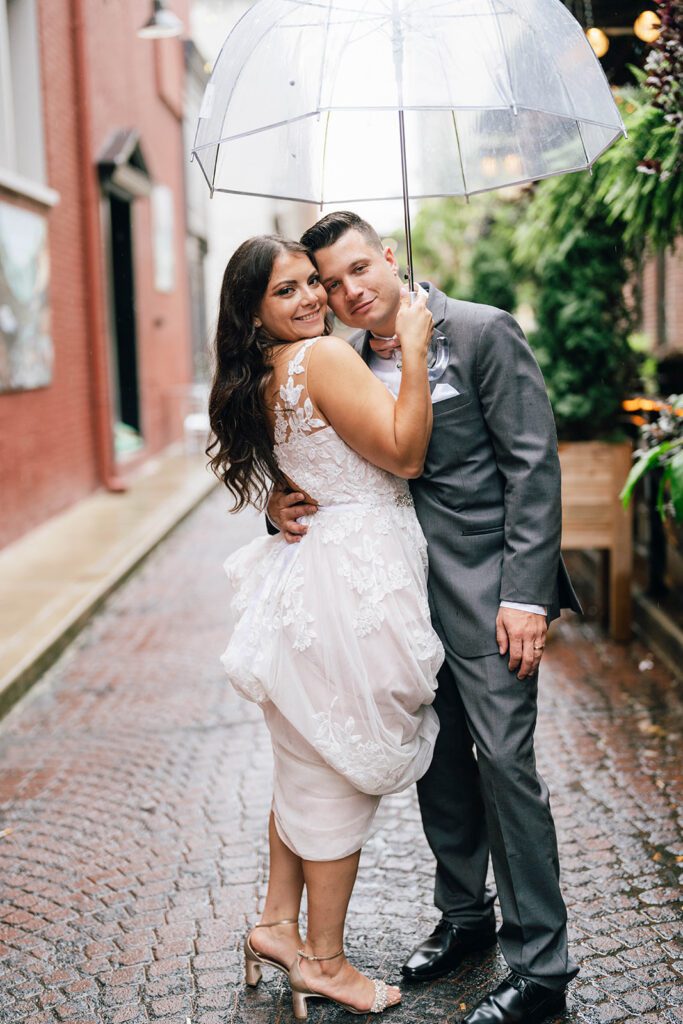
[
  {"left": 398, "top": 109, "right": 414, "bottom": 293},
  {"left": 408, "top": 290, "right": 449, "bottom": 382}
]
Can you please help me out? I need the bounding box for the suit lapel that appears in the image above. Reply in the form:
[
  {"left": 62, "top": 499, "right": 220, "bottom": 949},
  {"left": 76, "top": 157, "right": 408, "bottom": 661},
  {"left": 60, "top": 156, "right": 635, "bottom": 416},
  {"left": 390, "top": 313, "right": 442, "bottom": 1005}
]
[
  {"left": 348, "top": 327, "right": 372, "bottom": 363},
  {"left": 424, "top": 282, "right": 448, "bottom": 329}
]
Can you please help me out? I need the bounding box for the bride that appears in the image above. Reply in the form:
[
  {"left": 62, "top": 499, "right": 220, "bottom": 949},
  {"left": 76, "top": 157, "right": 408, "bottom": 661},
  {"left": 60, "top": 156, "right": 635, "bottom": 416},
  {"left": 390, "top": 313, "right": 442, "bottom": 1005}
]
[{"left": 207, "top": 234, "right": 444, "bottom": 1018}]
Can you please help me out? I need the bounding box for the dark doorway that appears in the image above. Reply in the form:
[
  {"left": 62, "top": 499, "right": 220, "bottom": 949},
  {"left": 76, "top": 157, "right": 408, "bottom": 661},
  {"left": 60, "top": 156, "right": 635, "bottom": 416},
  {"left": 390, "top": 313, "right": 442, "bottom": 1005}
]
[
  {"left": 108, "top": 194, "right": 141, "bottom": 436},
  {"left": 97, "top": 129, "right": 152, "bottom": 459}
]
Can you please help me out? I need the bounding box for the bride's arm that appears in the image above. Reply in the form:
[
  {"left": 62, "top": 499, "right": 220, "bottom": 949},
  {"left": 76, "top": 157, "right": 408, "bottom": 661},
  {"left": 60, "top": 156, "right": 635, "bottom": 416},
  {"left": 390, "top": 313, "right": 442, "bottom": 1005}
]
[{"left": 307, "top": 291, "right": 433, "bottom": 479}]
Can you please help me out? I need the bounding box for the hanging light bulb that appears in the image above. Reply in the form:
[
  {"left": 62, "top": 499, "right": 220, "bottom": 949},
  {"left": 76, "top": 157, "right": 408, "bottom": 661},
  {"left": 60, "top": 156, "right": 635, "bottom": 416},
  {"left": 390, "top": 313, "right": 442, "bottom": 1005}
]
[
  {"left": 586, "top": 27, "right": 610, "bottom": 57},
  {"left": 634, "top": 11, "right": 662, "bottom": 43},
  {"left": 138, "top": 0, "right": 184, "bottom": 39}
]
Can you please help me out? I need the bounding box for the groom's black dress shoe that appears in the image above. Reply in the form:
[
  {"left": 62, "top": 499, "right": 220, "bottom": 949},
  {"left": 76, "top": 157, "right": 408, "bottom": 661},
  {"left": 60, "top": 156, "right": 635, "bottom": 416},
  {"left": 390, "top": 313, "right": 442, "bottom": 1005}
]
[
  {"left": 402, "top": 920, "right": 497, "bottom": 982},
  {"left": 461, "top": 973, "right": 567, "bottom": 1024}
]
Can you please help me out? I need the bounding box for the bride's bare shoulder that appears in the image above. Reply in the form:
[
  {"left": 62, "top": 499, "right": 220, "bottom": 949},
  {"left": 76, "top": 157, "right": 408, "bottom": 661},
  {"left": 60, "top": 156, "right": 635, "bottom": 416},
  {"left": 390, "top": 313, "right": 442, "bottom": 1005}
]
[
  {"left": 308, "top": 334, "right": 382, "bottom": 414},
  {"left": 310, "top": 334, "right": 363, "bottom": 363}
]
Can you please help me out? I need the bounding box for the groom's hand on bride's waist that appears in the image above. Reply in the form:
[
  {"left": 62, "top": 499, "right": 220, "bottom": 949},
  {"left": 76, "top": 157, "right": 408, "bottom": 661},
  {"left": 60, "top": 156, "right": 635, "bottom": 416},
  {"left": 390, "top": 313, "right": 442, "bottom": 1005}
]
[{"left": 267, "top": 487, "right": 318, "bottom": 543}]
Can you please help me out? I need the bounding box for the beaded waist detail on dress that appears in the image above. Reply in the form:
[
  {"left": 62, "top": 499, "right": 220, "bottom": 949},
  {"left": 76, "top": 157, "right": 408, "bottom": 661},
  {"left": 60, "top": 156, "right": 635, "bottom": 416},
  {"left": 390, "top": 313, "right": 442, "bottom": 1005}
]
[{"left": 313, "top": 492, "right": 414, "bottom": 514}]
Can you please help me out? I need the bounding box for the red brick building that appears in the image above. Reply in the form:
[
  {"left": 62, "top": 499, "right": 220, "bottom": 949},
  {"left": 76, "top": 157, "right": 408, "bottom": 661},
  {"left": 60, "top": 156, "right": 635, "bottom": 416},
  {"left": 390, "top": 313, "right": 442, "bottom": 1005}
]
[{"left": 0, "top": 0, "right": 195, "bottom": 548}]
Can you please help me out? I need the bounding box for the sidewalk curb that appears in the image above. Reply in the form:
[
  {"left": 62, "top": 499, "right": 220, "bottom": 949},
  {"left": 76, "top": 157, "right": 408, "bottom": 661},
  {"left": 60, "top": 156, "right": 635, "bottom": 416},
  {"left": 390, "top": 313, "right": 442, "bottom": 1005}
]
[{"left": 0, "top": 475, "right": 218, "bottom": 720}]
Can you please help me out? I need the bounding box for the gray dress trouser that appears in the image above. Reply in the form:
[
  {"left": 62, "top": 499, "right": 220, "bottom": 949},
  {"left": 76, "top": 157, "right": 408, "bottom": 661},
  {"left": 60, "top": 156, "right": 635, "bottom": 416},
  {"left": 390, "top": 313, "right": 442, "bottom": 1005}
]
[
  {"left": 416, "top": 643, "right": 579, "bottom": 990},
  {"left": 351, "top": 289, "right": 582, "bottom": 990}
]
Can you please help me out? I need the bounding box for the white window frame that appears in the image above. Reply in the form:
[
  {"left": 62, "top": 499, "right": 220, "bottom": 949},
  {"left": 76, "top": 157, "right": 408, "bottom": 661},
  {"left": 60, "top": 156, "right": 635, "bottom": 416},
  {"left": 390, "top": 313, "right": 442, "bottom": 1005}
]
[
  {"left": 0, "top": 0, "right": 58, "bottom": 207},
  {"left": 0, "top": 1, "right": 16, "bottom": 169}
]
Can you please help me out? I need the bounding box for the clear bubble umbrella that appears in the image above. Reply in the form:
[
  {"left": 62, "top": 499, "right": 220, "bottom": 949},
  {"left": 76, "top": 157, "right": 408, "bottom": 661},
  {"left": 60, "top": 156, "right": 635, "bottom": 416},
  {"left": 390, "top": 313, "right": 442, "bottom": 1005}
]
[{"left": 192, "top": 0, "right": 625, "bottom": 290}]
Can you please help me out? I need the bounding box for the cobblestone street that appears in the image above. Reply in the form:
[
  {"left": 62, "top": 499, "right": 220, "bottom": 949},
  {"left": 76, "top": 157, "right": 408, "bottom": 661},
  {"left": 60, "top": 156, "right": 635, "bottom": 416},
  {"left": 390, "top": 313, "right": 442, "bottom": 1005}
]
[{"left": 0, "top": 489, "right": 681, "bottom": 1024}]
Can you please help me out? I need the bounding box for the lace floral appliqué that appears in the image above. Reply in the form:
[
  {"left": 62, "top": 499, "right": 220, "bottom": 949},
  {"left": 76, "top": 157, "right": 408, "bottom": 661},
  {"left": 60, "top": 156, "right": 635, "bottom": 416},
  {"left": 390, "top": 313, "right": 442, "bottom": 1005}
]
[{"left": 312, "top": 697, "right": 405, "bottom": 792}]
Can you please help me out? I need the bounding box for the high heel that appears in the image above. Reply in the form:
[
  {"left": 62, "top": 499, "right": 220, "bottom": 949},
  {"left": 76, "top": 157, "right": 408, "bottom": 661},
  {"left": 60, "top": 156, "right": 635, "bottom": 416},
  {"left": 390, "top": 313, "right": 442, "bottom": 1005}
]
[
  {"left": 291, "top": 987, "right": 309, "bottom": 1020},
  {"left": 244, "top": 953, "right": 263, "bottom": 987},
  {"left": 289, "top": 949, "right": 398, "bottom": 1020},
  {"left": 243, "top": 918, "right": 298, "bottom": 988}
]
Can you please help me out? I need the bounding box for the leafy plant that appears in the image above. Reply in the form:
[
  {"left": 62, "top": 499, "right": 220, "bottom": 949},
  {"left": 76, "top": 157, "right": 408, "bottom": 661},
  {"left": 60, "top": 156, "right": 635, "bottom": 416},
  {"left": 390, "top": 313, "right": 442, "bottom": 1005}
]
[
  {"left": 406, "top": 5, "right": 682, "bottom": 443},
  {"left": 409, "top": 196, "right": 484, "bottom": 298},
  {"left": 620, "top": 396, "right": 683, "bottom": 521},
  {"left": 595, "top": 0, "right": 683, "bottom": 252},
  {"left": 597, "top": 84, "right": 683, "bottom": 252},
  {"left": 410, "top": 193, "right": 525, "bottom": 311},
  {"left": 513, "top": 170, "right": 640, "bottom": 441},
  {"left": 468, "top": 203, "right": 521, "bottom": 313}
]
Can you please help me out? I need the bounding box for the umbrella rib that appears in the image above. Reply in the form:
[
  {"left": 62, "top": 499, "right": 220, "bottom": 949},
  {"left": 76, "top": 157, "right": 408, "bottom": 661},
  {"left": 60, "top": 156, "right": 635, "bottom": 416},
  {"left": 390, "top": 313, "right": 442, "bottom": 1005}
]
[
  {"left": 280, "top": 0, "right": 387, "bottom": 15},
  {"left": 534, "top": 22, "right": 618, "bottom": 167},
  {"left": 192, "top": 104, "right": 623, "bottom": 154},
  {"left": 322, "top": 0, "right": 381, "bottom": 112},
  {"left": 208, "top": 149, "right": 621, "bottom": 206},
  {"left": 506, "top": 1, "right": 626, "bottom": 147},
  {"left": 193, "top": 111, "right": 320, "bottom": 151},
  {"left": 418, "top": 11, "right": 470, "bottom": 198},
  {"left": 319, "top": 109, "right": 331, "bottom": 209},
  {"left": 575, "top": 119, "right": 590, "bottom": 169},
  {"left": 316, "top": 0, "right": 333, "bottom": 112},
  {"left": 580, "top": 128, "right": 627, "bottom": 167},
  {"left": 397, "top": 0, "right": 516, "bottom": 17},
  {"left": 315, "top": 0, "right": 332, "bottom": 211},
  {"left": 489, "top": 0, "right": 517, "bottom": 113},
  {"left": 193, "top": 149, "right": 216, "bottom": 198},
  {"left": 191, "top": 0, "right": 259, "bottom": 161},
  {"left": 217, "top": 2, "right": 305, "bottom": 148},
  {"left": 451, "top": 111, "right": 469, "bottom": 199}
]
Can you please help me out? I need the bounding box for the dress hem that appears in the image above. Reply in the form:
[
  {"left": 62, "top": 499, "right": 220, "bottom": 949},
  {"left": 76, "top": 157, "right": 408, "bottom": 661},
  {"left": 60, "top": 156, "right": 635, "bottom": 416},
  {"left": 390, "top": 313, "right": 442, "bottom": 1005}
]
[{"left": 272, "top": 806, "right": 371, "bottom": 862}]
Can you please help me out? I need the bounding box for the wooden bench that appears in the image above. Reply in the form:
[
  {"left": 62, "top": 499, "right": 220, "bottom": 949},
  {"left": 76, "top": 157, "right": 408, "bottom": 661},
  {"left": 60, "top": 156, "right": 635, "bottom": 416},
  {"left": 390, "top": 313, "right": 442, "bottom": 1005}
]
[{"left": 559, "top": 441, "right": 634, "bottom": 641}]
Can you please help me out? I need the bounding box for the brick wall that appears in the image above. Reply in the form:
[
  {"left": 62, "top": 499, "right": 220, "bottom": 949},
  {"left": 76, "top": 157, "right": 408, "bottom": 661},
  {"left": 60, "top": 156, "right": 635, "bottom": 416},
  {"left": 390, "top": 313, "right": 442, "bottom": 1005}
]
[
  {"left": 0, "top": 0, "right": 97, "bottom": 548},
  {"left": 0, "top": 0, "right": 193, "bottom": 548},
  {"left": 640, "top": 239, "right": 683, "bottom": 358},
  {"left": 81, "top": 1, "right": 192, "bottom": 455}
]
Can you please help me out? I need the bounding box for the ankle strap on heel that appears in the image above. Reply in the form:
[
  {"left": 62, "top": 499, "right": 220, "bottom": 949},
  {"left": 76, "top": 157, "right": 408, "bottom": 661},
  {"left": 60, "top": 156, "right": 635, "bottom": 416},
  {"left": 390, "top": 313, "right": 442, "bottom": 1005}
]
[
  {"left": 297, "top": 948, "right": 344, "bottom": 962},
  {"left": 253, "top": 918, "right": 298, "bottom": 928}
]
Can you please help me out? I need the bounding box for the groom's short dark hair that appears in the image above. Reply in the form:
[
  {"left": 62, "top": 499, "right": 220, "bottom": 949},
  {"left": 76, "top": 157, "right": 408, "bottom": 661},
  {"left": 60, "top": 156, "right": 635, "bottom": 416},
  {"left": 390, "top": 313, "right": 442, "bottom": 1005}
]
[{"left": 301, "top": 211, "right": 383, "bottom": 254}]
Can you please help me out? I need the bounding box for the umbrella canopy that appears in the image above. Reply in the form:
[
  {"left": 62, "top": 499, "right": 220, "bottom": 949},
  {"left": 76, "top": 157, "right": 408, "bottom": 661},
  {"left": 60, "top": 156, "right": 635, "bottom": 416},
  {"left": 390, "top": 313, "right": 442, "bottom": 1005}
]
[{"left": 192, "top": 0, "right": 625, "bottom": 205}]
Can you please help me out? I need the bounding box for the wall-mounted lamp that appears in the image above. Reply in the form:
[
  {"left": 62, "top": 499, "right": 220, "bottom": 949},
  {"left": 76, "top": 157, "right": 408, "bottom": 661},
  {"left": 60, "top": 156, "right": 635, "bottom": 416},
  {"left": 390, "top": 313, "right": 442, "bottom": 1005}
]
[
  {"left": 586, "top": 27, "right": 610, "bottom": 58},
  {"left": 634, "top": 10, "right": 662, "bottom": 43},
  {"left": 138, "top": 0, "right": 184, "bottom": 40}
]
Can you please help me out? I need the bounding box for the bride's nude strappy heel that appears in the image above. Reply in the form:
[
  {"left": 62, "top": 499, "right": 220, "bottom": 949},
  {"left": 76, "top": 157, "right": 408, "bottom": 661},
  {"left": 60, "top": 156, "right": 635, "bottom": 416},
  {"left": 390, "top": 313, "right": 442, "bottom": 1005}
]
[
  {"left": 244, "top": 918, "right": 299, "bottom": 987},
  {"left": 289, "top": 948, "right": 399, "bottom": 1020}
]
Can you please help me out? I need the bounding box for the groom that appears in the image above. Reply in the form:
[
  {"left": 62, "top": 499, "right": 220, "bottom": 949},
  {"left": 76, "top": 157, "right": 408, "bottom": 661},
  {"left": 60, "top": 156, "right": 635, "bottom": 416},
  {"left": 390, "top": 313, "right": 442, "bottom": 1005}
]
[{"left": 268, "top": 211, "right": 581, "bottom": 1024}]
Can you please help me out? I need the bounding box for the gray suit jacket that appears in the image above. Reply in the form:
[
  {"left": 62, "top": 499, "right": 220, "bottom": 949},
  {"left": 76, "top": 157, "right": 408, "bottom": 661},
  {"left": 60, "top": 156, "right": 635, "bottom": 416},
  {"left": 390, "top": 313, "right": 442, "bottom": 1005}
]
[{"left": 351, "top": 284, "right": 582, "bottom": 658}]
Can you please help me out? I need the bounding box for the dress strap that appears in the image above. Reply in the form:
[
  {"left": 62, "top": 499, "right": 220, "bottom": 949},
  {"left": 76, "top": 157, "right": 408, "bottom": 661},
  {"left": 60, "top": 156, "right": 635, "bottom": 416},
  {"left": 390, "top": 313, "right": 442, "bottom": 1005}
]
[
  {"left": 286, "top": 335, "right": 322, "bottom": 375},
  {"left": 273, "top": 336, "right": 328, "bottom": 445}
]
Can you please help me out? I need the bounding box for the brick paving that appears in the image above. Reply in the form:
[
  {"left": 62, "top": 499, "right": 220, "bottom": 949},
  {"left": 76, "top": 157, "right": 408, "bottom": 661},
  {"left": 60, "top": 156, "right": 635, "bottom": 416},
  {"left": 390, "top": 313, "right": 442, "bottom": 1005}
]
[{"left": 0, "top": 488, "right": 681, "bottom": 1024}]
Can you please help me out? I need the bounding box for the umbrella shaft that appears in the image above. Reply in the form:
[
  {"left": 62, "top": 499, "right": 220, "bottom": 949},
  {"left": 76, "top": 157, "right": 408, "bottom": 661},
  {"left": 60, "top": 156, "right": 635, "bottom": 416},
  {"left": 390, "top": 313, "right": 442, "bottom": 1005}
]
[{"left": 398, "top": 109, "right": 414, "bottom": 292}]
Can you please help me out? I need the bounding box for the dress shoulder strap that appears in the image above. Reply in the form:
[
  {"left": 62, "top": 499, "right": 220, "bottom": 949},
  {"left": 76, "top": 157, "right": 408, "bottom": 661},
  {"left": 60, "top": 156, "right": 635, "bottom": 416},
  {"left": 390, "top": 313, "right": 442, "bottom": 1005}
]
[
  {"left": 273, "top": 337, "right": 328, "bottom": 445},
  {"left": 288, "top": 335, "right": 322, "bottom": 371}
]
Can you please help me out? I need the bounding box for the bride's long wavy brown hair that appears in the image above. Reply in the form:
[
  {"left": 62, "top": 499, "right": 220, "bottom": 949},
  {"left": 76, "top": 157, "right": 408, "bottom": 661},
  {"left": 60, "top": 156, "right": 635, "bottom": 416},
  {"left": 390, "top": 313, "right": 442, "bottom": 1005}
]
[{"left": 207, "top": 235, "right": 316, "bottom": 511}]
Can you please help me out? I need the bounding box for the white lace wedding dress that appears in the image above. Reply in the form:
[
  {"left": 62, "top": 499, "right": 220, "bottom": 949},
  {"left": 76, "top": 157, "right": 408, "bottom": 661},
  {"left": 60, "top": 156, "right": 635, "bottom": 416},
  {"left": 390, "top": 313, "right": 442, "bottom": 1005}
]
[{"left": 221, "top": 337, "right": 444, "bottom": 860}]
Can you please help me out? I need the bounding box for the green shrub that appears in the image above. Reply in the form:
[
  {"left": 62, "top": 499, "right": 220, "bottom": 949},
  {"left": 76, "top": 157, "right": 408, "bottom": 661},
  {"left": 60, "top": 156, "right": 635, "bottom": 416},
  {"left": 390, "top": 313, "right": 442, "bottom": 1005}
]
[
  {"left": 410, "top": 194, "right": 523, "bottom": 312},
  {"left": 525, "top": 216, "right": 639, "bottom": 440},
  {"left": 597, "top": 0, "right": 682, "bottom": 253},
  {"left": 468, "top": 204, "right": 520, "bottom": 313}
]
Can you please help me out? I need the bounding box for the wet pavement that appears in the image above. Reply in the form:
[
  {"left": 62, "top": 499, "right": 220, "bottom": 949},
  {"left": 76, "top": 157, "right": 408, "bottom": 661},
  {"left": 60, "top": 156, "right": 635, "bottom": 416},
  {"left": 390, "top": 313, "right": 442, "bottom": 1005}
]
[{"left": 0, "top": 489, "right": 681, "bottom": 1024}]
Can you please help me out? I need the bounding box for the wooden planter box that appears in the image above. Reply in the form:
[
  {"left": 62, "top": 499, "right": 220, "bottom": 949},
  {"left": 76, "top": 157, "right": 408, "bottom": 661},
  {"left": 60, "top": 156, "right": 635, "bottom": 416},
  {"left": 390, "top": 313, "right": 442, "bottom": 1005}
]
[{"left": 559, "top": 440, "right": 634, "bottom": 641}]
